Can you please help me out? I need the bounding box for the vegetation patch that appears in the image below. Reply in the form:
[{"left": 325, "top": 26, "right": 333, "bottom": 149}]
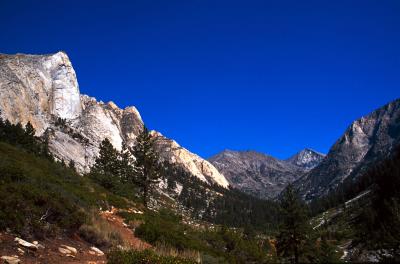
[{"left": 108, "top": 249, "right": 197, "bottom": 264}]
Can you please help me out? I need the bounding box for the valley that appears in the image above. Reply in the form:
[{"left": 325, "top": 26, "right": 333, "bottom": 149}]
[{"left": 0, "top": 52, "right": 399, "bottom": 263}]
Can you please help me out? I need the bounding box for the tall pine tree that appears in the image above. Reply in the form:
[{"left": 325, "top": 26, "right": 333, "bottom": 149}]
[
  {"left": 277, "top": 184, "right": 311, "bottom": 264},
  {"left": 131, "top": 126, "right": 161, "bottom": 208}
]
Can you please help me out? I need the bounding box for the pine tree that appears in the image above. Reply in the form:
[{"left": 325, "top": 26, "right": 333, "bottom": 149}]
[
  {"left": 119, "top": 142, "right": 136, "bottom": 184},
  {"left": 132, "top": 126, "right": 161, "bottom": 208},
  {"left": 24, "top": 121, "right": 35, "bottom": 138},
  {"left": 277, "top": 184, "right": 311, "bottom": 264},
  {"left": 91, "top": 138, "right": 121, "bottom": 189},
  {"left": 93, "top": 138, "right": 120, "bottom": 175},
  {"left": 69, "top": 159, "right": 76, "bottom": 172}
]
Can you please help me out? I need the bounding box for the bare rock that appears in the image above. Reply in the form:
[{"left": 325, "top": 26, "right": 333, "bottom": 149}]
[
  {"left": 14, "top": 237, "right": 38, "bottom": 250},
  {"left": 1, "top": 255, "right": 20, "bottom": 264},
  {"left": 0, "top": 52, "right": 229, "bottom": 189},
  {"left": 58, "top": 245, "right": 78, "bottom": 255},
  {"left": 89, "top": 246, "right": 104, "bottom": 256}
]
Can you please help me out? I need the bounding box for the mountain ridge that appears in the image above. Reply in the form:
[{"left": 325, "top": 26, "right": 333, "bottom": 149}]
[
  {"left": 209, "top": 148, "right": 324, "bottom": 198},
  {"left": 294, "top": 98, "right": 400, "bottom": 200},
  {"left": 0, "top": 51, "right": 229, "bottom": 188}
]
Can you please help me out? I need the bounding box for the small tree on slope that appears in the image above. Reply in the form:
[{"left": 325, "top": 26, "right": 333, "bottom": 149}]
[
  {"left": 132, "top": 126, "right": 161, "bottom": 208},
  {"left": 91, "top": 138, "right": 121, "bottom": 190}
]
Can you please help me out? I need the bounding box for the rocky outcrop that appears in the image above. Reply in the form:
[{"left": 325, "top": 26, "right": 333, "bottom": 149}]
[
  {"left": 294, "top": 98, "right": 400, "bottom": 200},
  {"left": 209, "top": 150, "right": 317, "bottom": 198},
  {"left": 0, "top": 52, "right": 229, "bottom": 188},
  {"left": 152, "top": 131, "right": 229, "bottom": 188}
]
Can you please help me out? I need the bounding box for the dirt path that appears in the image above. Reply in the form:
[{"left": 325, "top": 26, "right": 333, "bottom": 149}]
[{"left": 100, "top": 208, "right": 151, "bottom": 251}]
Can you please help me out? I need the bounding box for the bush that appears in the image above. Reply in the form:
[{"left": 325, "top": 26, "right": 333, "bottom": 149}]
[
  {"left": 134, "top": 209, "right": 195, "bottom": 251},
  {"left": 78, "top": 210, "right": 123, "bottom": 249},
  {"left": 107, "top": 249, "right": 197, "bottom": 264}
]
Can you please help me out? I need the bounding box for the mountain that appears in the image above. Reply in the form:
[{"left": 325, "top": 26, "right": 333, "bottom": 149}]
[
  {"left": 0, "top": 52, "right": 229, "bottom": 188},
  {"left": 209, "top": 149, "right": 322, "bottom": 199},
  {"left": 286, "top": 148, "right": 325, "bottom": 170},
  {"left": 294, "top": 98, "right": 400, "bottom": 201}
]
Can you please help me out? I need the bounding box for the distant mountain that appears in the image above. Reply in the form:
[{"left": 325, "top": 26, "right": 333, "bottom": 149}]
[
  {"left": 209, "top": 149, "right": 324, "bottom": 199},
  {"left": 286, "top": 148, "right": 325, "bottom": 170},
  {"left": 294, "top": 98, "right": 400, "bottom": 201}
]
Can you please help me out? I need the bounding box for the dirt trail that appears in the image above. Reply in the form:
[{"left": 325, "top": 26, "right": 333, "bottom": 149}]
[{"left": 100, "top": 208, "right": 151, "bottom": 251}]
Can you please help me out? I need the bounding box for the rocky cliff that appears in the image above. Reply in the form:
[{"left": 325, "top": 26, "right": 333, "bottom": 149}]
[
  {"left": 209, "top": 149, "right": 322, "bottom": 198},
  {"left": 294, "top": 98, "right": 400, "bottom": 200},
  {"left": 0, "top": 52, "right": 229, "bottom": 188}
]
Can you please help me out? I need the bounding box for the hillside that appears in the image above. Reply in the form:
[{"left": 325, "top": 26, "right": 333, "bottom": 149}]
[{"left": 0, "top": 52, "right": 229, "bottom": 188}]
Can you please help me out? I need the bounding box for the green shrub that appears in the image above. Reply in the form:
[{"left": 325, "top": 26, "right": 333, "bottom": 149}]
[
  {"left": 108, "top": 249, "right": 197, "bottom": 264},
  {"left": 134, "top": 209, "right": 197, "bottom": 251}
]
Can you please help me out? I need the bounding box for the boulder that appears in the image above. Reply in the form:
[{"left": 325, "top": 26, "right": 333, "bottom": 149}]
[
  {"left": 14, "top": 238, "right": 38, "bottom": 250},
  {"left": 1, "top": 256, "right": 20, "bottom": 264}
]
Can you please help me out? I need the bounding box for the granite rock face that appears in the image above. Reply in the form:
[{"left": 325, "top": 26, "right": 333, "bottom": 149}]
[
  {"left": 294, "top": 99, "right": 400, "bottom": 200},
  {"left": 0, "top": 52, "right": 81, "bottom": 133},
  {"left": 0, "top": 52, "right": 229, "bottom": 188}
]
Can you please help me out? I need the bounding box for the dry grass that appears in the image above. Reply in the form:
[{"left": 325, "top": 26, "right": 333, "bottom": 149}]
[
  {"left": 154, "top": 242, "right": 201, "bottom": 263},
  {"left": 79, "top": 209, "right": 126, "bottom": 249}
]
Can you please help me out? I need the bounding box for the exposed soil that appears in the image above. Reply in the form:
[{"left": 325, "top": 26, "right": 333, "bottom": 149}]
[
  {"left": 0, "top": 208, "right": 150, "bottom": 263},
  {"left": 100, "top": 208, "right": 151, "bottom": 251}
]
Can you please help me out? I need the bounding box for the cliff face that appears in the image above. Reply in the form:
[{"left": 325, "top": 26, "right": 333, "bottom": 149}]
[
  {"left": 0, "top": 52, "right": 228, "bottom": 188},
  {"left": 294, "top": 99, "right": 400, "bottom": 200},
  {"left": 0, "top": 52, "right": 81, "bottom": 133}
]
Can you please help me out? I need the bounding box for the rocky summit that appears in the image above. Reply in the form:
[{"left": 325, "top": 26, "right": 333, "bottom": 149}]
[
  {"left": 209, "top": 149, "right": 324, "bottom": 199},
  {"left": 294, "top": 98, "right": 400, "bottom": 200},
  {"left": 286, "top": 148, "right": 325, "bottom": 170},
  {"left": 0, "top": 52, "right": 229, "bottom": 188}
]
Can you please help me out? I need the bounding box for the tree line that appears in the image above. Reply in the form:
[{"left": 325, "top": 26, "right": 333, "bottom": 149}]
[{"left": 0, "top": 111, "right": 52, "bottom": 159}]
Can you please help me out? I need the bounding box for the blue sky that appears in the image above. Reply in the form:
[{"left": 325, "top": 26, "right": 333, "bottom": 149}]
[{"left": 1, "top": 0, "right": 399, "bottom": 159}]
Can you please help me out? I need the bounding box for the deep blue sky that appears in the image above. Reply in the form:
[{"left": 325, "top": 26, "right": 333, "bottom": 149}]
[{"left": 1, "top": 1, "right": 399, "bottom": 159}]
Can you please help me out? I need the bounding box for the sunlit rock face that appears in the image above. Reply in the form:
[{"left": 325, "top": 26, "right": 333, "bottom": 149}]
[
  {"left": 294, "top": 99, "right": 400, "bottom": 201},
  {"left": 0, "top": 51, "right": 81, "bottom": 133},
  {"left": 0, "top": 52, "right": 229, "bottom": 188},
  {"left": 151, "top": 131, "right": 230, "bottom": 188}
]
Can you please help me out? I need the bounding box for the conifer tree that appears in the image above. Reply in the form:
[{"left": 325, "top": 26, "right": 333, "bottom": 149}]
[
  {"left": 132, "top": 125, "right": 161, "bottom": 208},
  {"left": 69, "top": 159, "right": 76, "bottom": 172},
  {"left": 119, "top": 142, "right": 136, "bottom": 184},
  {"left": 23, "top": 121, "right": 36, "bottom": 150},
  {"left": 91, "top": 138, "right": 121, "bottom": 189},
  {"left": 24, "top": 121, "right": 35, "bottom": 138},
  {"left": 277, "top": 184, "right": 310, "bottom": 264},
  {"left": 93, "top": 138, "right": 120, "bottom": 175}
]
